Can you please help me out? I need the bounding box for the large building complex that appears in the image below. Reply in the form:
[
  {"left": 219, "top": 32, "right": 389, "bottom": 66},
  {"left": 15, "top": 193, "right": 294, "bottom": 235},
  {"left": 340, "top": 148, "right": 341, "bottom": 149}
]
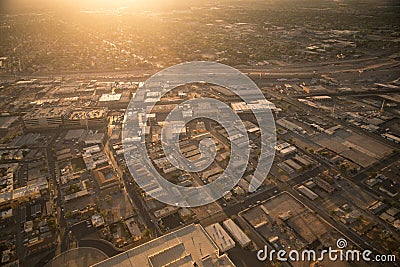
[
  {"left": 23, "top": 108, "right": 107, "bottom": 130},
  {"left": 65, "top": 109, "right": 107, "bottom": 128},
  {"left": 92, "top": 224, "right": 235, "bottom": 267},
  {"left": 23, "top": 108, "right": 66, "bottom": 129}
]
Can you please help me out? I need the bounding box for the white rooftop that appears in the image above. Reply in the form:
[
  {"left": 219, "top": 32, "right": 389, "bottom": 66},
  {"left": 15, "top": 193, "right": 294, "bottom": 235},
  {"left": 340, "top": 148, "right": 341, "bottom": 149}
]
[
  {"left": 99, "top": 93, "right": 122, "bottom": 102},
  {"left": 205, "top": 223, "right": 235, "bottom": 252}
]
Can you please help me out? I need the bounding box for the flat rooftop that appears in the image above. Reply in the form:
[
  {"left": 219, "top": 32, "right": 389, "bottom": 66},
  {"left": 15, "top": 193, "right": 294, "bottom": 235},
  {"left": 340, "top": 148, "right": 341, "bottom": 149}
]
[
  {"left": 205, "top": 223, "right": 235, "bottom": 252},
  {"left": 68, "top": 109, "right": 106, "bottom": 120},
  {"left": 92, "top": 224, "right": 235, "bottom": 267},
  {"left": 99, "top": 93, "right": 121, "bottom": 102},
  {"left": 0, "top": 116, "right": 19, "bottom": 129},
  {"left": 23, "top": 107, "right": 67, "bottom": 119}
]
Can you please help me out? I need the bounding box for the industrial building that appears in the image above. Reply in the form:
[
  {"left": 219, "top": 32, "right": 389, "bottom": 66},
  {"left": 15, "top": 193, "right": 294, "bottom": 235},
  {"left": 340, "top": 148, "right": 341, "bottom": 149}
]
[
  {"left": 23, "top": 107, "right": 67, "bottom": 129},
  {"left": 297, "top": 185, "right": 319, "bottom": 200},
  {"left": 276, "top": 118, "right": 303, "bottom": 132},
  {"left": 205, "top": 223, "right": 235, "bottom": 252},
  {"left": 98, "top": 91, "right": 131, "bottom": 108},
  {"left": 278, "top": 146, "right": 297, "bottom": 156},
  {"left": 230, "top": 99, "right": 277, "bottom": 113},
  {"left": 23, "top": 107, "right": 107, "bottom": 130},
  {"left": 222, "top": 219, "right": 251, "bottom": 248},
  {"left": 65, "top": 109, "right": 107, "bottom": 128}
]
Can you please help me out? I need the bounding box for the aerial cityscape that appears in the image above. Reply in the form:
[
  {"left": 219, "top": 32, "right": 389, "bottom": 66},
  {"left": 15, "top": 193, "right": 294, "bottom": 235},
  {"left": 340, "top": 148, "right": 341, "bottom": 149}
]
[{"left": 0, "top": 0, "right": 399, "bottom": 266}]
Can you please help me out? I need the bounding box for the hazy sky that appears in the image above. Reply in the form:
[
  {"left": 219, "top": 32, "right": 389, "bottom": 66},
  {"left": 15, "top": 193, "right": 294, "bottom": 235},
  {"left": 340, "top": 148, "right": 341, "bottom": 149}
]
[
  {"left": 0, "top": 0, "right": 162, "bottom": 11},
  {"left": 0, "top": 0, "right": 274, "bottom": 12}
]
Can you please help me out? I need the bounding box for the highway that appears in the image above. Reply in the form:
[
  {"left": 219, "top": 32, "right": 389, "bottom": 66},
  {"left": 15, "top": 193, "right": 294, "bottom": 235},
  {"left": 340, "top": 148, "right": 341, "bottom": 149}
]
[{"left": 2, "top": 52, "right": 398, "bottom": 81}]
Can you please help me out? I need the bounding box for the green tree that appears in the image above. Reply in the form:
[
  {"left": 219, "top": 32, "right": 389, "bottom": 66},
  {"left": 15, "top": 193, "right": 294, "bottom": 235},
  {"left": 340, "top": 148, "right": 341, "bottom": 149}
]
[{"left": 142, "top": 229, "right": 151, "bottom": 238}]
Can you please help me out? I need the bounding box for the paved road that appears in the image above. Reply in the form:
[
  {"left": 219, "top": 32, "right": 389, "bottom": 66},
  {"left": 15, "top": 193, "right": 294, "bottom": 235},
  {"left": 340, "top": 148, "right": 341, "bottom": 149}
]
[
  {"left": 103, "top": 140, "right": 160, "bottom": 237},
  {"left": 223, "top": 186, "right": 279, "bottom": 216},
  {"left": 122, "top": 173, "right": 160, "bottom": 237},
  {"left": 78, "top": 239, "right": 121, "bottom": 257},
  {"left": 45, "top": 133, "right": 69, "bottom": 253}
]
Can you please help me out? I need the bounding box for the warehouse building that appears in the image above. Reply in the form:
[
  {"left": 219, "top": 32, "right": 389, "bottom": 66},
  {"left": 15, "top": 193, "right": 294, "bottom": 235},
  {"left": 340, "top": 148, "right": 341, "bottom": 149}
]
[
  {"left": 205, "top": 223, "right": 235, "bottom": 252},
  {"left": 222, "top": 219, "right": 251, "bottom": 248},
  {"left": 23, "top": 107, "right": 67, "bottom": 129},
  {"left": 297, "top": 185, "right": 318, "bottom": 200}
]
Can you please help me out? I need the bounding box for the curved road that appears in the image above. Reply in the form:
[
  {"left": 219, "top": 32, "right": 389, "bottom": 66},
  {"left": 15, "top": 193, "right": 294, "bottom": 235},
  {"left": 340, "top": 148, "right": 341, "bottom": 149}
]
[{"left": 78, "top": 239, "right": 122, "bottom": 258}]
